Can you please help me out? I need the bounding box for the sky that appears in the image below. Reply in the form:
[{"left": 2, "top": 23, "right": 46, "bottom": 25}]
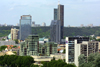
[{"left": 0, "top": 0, "right": 100, "bottom": 26}]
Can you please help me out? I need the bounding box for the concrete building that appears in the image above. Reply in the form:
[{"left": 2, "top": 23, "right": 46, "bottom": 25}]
[
  {"left": 20, "top": 35, "right": 57, "bottom": 56},
  {"left": 0, "top": 41, "right": 15, "bottom": 46},
  {"left": 42, "top": 22, "right": 46, "bottom": 26},
  {"left": 11, "top": 28, "right": 19, "bottom": 40},
  {"left": 20, "top": 35, "right": 39, "bottom": 56},
  {"left": 31, "top": 21, "right": 35, "bottom": 27},
  {"left": 66, "top": 37, "right": 89, "bottom": 66},
  {"left": 31, "top": 53, "right": 65, "bottom": 64},
  {"left": 19, "top": 15, "right": 32, "bottom": 41},
  {"left": 50, "top": 20, "right": 61, "bottom": 44},
  {"left": 75, "top": 41, "right": 100, "bottom": 67}
]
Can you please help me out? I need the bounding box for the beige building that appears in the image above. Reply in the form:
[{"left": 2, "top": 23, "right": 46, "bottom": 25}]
[
  {"left": 96, "top": 36, "right": 100, "bottom": 39},
  {"left": 11, "top": 28, "right": 19, "bottom": 40},
  {"left": 31, "top": 53, "right": 65, "bottom": 64},
  {"left": 74, "top": 41, "right": 100, "bottom": 67}
]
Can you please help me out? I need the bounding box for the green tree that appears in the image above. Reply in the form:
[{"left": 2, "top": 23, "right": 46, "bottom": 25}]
[
  {"left": 14, "top": 39, "right": 18, "bottom": 44},
  {"left": 78, "top": 54, "right": 86, "bottom": 67},
  {"left": 30, "top": 64, "right": 39, "bottom": 67},
  {"left": 2, "top": 38, "right": 5, "bottom": 41},
  {"left": 13, "top": 45, "right": 17, "bottom": 48},
  {"left": 0, "top": 45, "right": 7, "bottom": 51},
  {"left": 51, "top": 57, "right": 55, "bottom": 61},
  {"left": 63, "top": 49, "right": 66, "bottom": 53}
]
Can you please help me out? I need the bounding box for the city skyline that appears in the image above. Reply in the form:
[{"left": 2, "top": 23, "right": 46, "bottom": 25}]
[{"left": 0, "top": 0, "right": 100, "bottom": 26}]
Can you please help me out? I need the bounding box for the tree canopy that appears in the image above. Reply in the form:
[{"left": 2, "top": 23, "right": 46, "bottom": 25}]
[
  {"left": 78, "top": 52, "right": 100, "bottom": 67},
  {"left": 42, "top": 59, "right": 76, "bottom": 67}
]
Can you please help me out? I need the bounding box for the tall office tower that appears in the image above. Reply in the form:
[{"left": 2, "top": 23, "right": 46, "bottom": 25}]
[
  {"left": 54, "top": 9, "right": 58, "bottom": 20},
  {"left": 20, "top": 35, "right": 39, "bottom": 56},
  {"left": 11, "top": 28, "right": 19, "bottom": 40},
  {"left": 50, "top": 20, "right": 61, "bottom": 44},
  {"left": 19, "top": 15, "right": 32, "bottom": 41},
  {"left": 58, "top": 4, "right": 64, "bottom": 39},
  {"left": 66, "top": 37, "right": 89, "bottom": 64}
]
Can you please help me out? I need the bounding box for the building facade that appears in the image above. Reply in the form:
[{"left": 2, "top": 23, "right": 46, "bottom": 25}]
[
  {"left": 54, "top": 9, "right": 58, "bottom": 20},
  {"left": 39, "top": 42, "right": 57, "bottom": 56},
  {"left": 20, "top": 35, "right": 39, "bottom": 56},
  {"left": 50, "top": 4, "right": 64, "bottom": 44},
  {"left": 19, "top": 15, "right": 32, "bottom": 41},
  {"left": 74, "top": 41, "right": 100, "bottom": 67},
  {"left": 58, "top": 4, "right": 64, "bottom": 39},
  {"left": 20, "top": 35, "right": 57, "bottom": 56},
  {"left": 11, "top": 28, "right": 19, "bottom": 40},
  {"left": 50, "top": 20, "right": 61, "bottom": 44},
  {"left": 66, "top": 37, "right": 89, "bottom": 63}
]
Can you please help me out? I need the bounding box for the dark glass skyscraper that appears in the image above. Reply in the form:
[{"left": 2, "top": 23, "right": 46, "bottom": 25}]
[
  {"left": 50, "top": 20, "right": 61, "bottom": 44},
  {"left": 50, "top": 4, "right": 64, "bottom": 44},
  {"left": 58, "top": 4, "right": 64, "bottom": 39},
  {"left": 54, "top": 9, "right": 58, "bottom": 20},
  {"left": 19, "top": 15, "right": 32, "bottom": 40}
]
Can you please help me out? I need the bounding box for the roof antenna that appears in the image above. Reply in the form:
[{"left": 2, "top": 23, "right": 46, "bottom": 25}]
[{"left": 58, "top": 0, "right": 60, "bottom": 5}]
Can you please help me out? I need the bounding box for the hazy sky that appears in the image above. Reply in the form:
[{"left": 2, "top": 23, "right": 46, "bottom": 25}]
[{"left": 0, "top": 0, "right": 100, "bottom": 26}]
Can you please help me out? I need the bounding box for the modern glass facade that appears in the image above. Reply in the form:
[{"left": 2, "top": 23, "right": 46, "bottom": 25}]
[
  {"left": 20, "top": 35, "right": 39, "bottom": 56},
  {"left": 50, "top": 20, "right": 61, "bottom": 44},
  {"left": 19, "top": 15, "right": 32, "bottom": 40},
  {"left": 54, "top": 9, "right": 58, "bottom": 20}
]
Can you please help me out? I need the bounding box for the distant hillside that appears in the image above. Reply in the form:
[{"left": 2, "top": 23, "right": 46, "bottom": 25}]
[{"left": 0, "top": 26, "right": 100, "bottom": 38}]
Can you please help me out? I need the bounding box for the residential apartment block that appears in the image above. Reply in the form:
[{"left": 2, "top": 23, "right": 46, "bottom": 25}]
[
  {"left": 20, "top": 35, "right": 57, "bottom": 56},
  {"left": 20, "top": 35, "right": 39, "bottom": 56},
  {"left": 75, "top": 41, "right": 100, "bottom": 67},
  {"left": 11, "top": 28, "right": 19, "bottom": 40}
]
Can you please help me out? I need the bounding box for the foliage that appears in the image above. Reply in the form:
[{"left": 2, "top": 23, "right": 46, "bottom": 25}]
[
  {"left": 13, "top": 45, "right": 17, "bottom": 48},
  {"left": 1, "top": 26, "right": 100, "bottom": 38},
  {"left": 13, "top": 51, "right": 17, "bottom": 55},
  {"left": 2, "top": 38, "right": 5, "bottom": 41},
  {"left": 30, "top": 64, "right": 39, "bottom": 67},
  {"left": 14, "top": 39, "right": 18, "bottom": 44},
  {"left": 42, "top": 59, "right": 76, "bottom": 67},
  {"left": 0, "top": 45, "right": 7, "bottom": 51},
  {"left": 78, "top": 54, "right": 86, "bottom": 67},
  {"left": 0, "top": 55, "right": 35, "bottom": 67},
  {"left": 78, "top": 53, "right": 100, "bottom": 67},
  {"left": 63, "top": 49, "right": 66, "bottom": 53},
  {"left": 51, "top": 57, "right": 55, "bottom": 61}
]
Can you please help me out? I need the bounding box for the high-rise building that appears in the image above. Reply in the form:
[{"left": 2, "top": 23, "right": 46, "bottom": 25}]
[
  {"left": 19, "top": 15, "right": 32, "bottom": 40},
  {"left": 50, "top": 4, "right": 64, "bottom": 44},
  {"left": 54, "top": 9, "right": 58, "bottom": 20},
  {"left": 20, "top": 35, "right": 39, "bottom": 56},
  {"left": 58, "top": 4, "right": 64, "bottom": 39},
  {"left": 11, "top": 28, "right": 19, "bottom": 40},
  {"left": 50, "top": 20, "right": 61, "bottom": 44},
  {"left": 66, "top": 36, "right": 89, "bottom": 63}
]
